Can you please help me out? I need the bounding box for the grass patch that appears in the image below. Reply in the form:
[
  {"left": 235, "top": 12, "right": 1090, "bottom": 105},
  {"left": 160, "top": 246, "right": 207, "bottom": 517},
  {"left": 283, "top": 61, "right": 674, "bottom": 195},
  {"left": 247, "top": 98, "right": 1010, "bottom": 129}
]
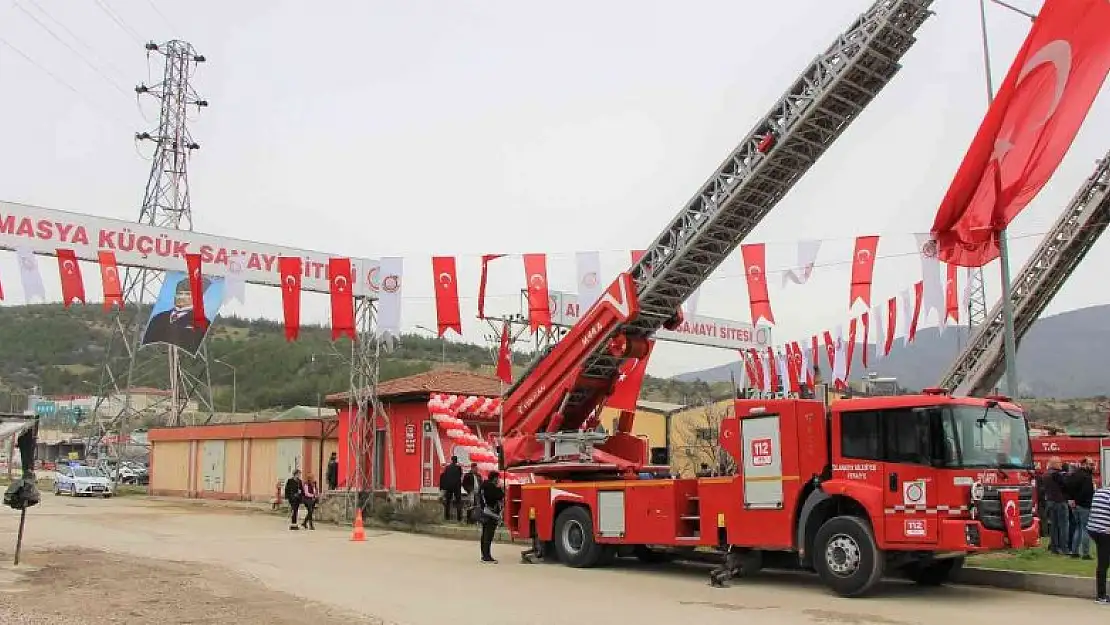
[{"left": 968, "top": 538, "right": 1096, "bottom": 577}]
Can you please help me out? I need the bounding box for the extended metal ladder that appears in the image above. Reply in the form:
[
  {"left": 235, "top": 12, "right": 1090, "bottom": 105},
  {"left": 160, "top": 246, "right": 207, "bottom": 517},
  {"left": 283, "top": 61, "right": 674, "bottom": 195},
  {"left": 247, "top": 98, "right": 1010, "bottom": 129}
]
[
  {"left": 506, "top": 0, "right": 935, "bottom": 431},
  {"left": 940, "top": 149, "right": 1110, "bottom": 396}
]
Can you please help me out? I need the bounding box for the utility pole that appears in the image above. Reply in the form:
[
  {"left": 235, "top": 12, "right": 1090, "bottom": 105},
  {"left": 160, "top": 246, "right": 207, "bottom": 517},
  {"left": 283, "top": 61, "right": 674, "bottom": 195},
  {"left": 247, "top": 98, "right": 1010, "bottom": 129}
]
[{"left": 94, "top": 41, "right": 210, "bottom": 436}]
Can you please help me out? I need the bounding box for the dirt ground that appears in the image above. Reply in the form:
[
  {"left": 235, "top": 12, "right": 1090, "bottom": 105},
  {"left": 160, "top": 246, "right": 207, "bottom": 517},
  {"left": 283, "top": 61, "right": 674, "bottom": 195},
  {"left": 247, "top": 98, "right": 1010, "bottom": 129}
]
[
  {"left": 0, "top": 547, "right": 377, "bottom": 625},
  {"left": 0, "top": 496, "right": 1103, "bottom": 625}
]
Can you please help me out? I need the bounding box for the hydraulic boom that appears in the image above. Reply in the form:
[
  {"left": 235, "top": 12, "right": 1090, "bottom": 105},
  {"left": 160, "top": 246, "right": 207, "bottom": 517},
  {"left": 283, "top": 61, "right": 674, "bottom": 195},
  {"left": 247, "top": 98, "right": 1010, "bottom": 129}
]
[
  {"left": 501, "top": 0, "right": 936, "bottom": 472},
  {"left": 939, "top": 149, "right": 1110, "bottom": 396}
]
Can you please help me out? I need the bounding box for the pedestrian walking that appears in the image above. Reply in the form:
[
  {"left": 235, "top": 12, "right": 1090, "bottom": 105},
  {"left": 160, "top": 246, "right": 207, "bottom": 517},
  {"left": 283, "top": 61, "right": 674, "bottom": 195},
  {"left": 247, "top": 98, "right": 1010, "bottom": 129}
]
[
  {"left": 478, "top": 470, "right": 504, "bottom": 564},
  {"left": 301, "top": 474, "right": 319, "bottom": 530},
  {"left": 1084, "top": 481, "right": 1110, "bottom": 604},
  {"left": 284, "top": 469, "right": 304, "bottom": 530}
]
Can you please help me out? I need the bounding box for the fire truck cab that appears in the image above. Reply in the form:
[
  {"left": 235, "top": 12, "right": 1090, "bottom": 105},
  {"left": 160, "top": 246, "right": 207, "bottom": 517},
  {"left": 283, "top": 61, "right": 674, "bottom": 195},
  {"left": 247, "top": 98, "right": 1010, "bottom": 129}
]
[{"left": 507, "top": 390, "right": 1039, "bottom": 597}]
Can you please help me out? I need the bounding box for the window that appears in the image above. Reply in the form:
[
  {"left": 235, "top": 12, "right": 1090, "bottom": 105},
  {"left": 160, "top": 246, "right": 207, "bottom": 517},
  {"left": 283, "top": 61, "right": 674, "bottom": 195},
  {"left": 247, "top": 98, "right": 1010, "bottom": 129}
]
[{"left": 840, "top": 411, "right": 881, "bottom": 460}]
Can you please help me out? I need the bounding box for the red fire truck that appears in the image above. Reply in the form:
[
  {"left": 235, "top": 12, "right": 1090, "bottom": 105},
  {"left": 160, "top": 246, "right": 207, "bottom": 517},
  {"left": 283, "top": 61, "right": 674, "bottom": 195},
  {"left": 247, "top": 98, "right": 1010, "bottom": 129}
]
[
  {"left": 490, "top": 0, "right": 1045, "bottom": 598},
  {"left": 505, "top": 391, "right": 1038, "bottom": 597}
]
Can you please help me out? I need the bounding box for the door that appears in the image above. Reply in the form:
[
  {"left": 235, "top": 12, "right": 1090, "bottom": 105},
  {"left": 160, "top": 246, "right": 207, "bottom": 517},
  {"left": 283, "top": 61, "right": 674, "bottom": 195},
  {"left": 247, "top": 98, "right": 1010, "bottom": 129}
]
[
  {"left": 742, "top": 415, "right": 784, "bottom": 509},
  {"left": 879, "top": 407, "right": 937, "bottom": 544},
  {"left": 201, "top": 441, "right": 225, "bottom": 492},
  {"left": 421, "top": 421, "right": 441, "bottom": 493},
  {"left": 372, "top": 429, "right": 387, "bottom": 489},
  {"left": 275, "top": 439, "right": 302, "bottom": 481}
]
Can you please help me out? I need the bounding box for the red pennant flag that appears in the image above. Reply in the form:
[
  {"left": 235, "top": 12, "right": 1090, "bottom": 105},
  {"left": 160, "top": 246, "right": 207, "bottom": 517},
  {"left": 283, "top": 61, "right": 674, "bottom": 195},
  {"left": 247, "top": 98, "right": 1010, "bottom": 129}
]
[
  {"left": 945, "top": 263, "right": 960, "bottom": 324},
  {"left": 750, "top": 348, "right": 766, "bottom": 392},
  {"left": 522, "top": 253, "right": 551, "bottom": 332},
  {"left": 849, "top": 235, "right": 879, "bottom": 309},
  {"left": 431, "top": 256, "right": 462, "bottom": 337},
  {"left": 98, "top": 251, "right": 123, "bottom": 311},
  {"left": 55, "top": 249, "right": 86, "bottom": 307},
  {"left": 884, "top": 296, "right": 897, "bottom": 357},
  {"left": 477, "top": 254, "right": 504, "bottom": 319},
  {"left": 765, "top": 346, "right": 780, "bottom": 393},
  {"left": 860, "top": 312, "right": 870, "bottom": 369},
  {"left": 845, "top": 317, "right": 858, "bottom": 380},
  {"left": 328, "top": 257, "right": 355, "bottom": 341},
  {"left": 822, "top": 331, "right": 835, "bottom": 369},
  {"left": 908, "top": 281, "right": 924, "bottom": 344},
  {"left": 184, "top": 253, "right": 207, "bottom": 331},
  {"left": 811, "top": 335, "right": 819, "bottom": 380},
  {"left": 496, "top": 320, "right": 512, "bottom": 384},
  {"left": 741, "top": 243, "right": 775, "bottom": 325},
  {"left": 741, "top": 350, "right": 758, "bottom": 391},
  {"left": 278, "top": 256, "right": 302, "bottom": 341},
  {"left": 608, "top": 340, "right": 655, "bottom": 411},
  {"left": 785, "top": 345, "right": 801, "bottom": 394},
  {"left": 931, "top": 0, "right": 1110, "bottom": 267}
]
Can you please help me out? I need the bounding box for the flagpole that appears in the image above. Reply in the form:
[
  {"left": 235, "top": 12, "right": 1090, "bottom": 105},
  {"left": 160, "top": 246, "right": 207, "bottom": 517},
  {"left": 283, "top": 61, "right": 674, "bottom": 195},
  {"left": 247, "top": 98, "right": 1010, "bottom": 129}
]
[{"left": 979, "top": 0, "right": 1022, "bottom": 399}]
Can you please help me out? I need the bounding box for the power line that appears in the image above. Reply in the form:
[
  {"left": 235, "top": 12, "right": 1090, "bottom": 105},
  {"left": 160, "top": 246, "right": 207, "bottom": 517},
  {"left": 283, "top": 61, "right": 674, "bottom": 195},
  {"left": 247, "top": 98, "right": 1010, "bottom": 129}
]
[
  {"left": 20, "top": 0, "right": 132, "bottom": 84},
  {"left": 0, "top": 35, "right": 127, "bottom": 126},
  {"left": 143, "top": 0, "right": 178, "bottom": 34},
  {"left": 13, "top": 0, "right": 131, "bottom": 97},
  {"left": 91, "top": 0, "right": 144, "bottom": 45}
]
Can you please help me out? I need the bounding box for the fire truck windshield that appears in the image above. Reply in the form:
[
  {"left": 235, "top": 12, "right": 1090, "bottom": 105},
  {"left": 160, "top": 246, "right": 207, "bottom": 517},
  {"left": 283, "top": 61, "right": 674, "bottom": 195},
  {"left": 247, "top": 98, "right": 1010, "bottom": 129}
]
[{"left": 940, "top": 405, "right": 1033, "bottom": 470}]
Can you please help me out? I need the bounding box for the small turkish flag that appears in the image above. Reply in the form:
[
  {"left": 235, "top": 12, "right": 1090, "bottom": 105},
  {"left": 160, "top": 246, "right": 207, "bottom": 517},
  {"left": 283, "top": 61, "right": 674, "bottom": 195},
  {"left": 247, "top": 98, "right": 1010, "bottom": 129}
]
[
  {"left": 849, "top": 235, "right": 879, "bottom": 309},
  {"left": 55, "top": 249, "right": 86, "bottom": 308},
  {"left": 496, "top": 320, "right": 512, "bottom": 384},
  {"left": 184, "top": 253, "right": 207, "bottom": 331},
  {"left": 607, "top": 339, "right": 655, "bottom": 412},
  {"left": 98, "top": 250, "right": 123, "bottom": 311},
  {"left": 945, "top": 263, "right": 960, "bottom": 324},
  {"left": 328, "top": 257, "right": 355, "bottom": 341},
  {"left": 278, "top": 256, "right": 302, "bottom": 341},
  {"left": 719, "top": 417, "right": 740, "bottom": 464},
  {"left": 860, "top": 312, "right": 870, "bottom": 369},
  {"left": 432, "top": 256, "right": 461, "bottom": 337},
  {"left": 522, "top": 253, "right": 551, "bottom": 332},
  {"left": 741, "top": 243, "right": 774, "bottom": 325}
]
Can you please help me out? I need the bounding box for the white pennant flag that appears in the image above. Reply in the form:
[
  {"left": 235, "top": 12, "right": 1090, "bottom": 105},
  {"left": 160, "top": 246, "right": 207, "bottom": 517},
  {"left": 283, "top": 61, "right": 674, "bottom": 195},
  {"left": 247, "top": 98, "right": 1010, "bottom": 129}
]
[
  {"left": 575, "top": 251, "right": 602, "bottom": 311},
  {"left": 15, "top": 247, "right": 46, "bottom": 303},
  {"left": 782, "top": 239, "right": 822, "bottom": 287},
  {"left": 871, "top": 303, "right": 886, "bottom": 362},
  {"left": 377, "top": 256, "right": 403, "bottom": 344},
  {"left": 832, "top": 326, "right": 848, "bottom": 387},
  {"left": 799, "top": 344, "right": 812, "bottom": 386},
  {"left": 735, "top": 353, "right": 748, "bottom": 391},
  {"left": 224, "top": 255, "right": 246, "bottom": 304},
  {"left": 914, "top": 233, "right": 945, "bottom": 328},
  {"left": 777, "top": 351, "right": 790, "bottom": 395},
  {"left": 684, "top": 287, "right": 701, "bottom": 319}
]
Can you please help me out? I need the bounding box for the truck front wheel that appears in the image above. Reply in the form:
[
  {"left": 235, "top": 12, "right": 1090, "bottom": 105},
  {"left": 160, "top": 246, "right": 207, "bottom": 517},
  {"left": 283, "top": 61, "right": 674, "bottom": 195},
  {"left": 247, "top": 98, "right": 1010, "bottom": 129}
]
[
  {"left": 813, "top": 516, "right": 884, "bottom": 597},
  {"left": 554, "top": 506, "right": 603, "bottom": 568}
]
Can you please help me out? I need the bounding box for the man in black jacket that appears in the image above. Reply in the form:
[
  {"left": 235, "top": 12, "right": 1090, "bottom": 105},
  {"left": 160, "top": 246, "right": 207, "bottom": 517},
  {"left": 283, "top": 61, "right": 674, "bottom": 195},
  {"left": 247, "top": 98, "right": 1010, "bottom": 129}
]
[
  {"left": 440, "top": 456, "right": 464, "bottom": 522},
  {"left": 284, "top": 470, "right": 304, "bottom": 530},
  {"left": 1042, "top": 459, "right": 1070, "bottom": 554},
  {"left": 326, "top": 453, "right": 339, "bottom": 491},
  {"left": 478, "top": 471, "right": 504, "bottom": 564},
  {"left": 1067, "top": 458, "right": 1096, "bottom": 559}
]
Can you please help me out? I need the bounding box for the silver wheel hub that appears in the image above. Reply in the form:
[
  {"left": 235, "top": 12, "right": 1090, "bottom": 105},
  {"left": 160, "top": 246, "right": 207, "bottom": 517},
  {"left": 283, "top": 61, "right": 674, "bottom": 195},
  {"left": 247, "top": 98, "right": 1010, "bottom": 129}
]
[
  {"left": 825, "top": 534, "right": 862, "bottom": 577},
  {"left": 562, "top": 519, "right": 585, "bottom": 555}
]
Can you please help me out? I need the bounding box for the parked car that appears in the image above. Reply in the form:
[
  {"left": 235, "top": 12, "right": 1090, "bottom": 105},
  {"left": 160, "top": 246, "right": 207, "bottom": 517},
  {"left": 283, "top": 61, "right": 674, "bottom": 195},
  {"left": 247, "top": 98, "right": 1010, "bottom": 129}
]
[{"left": 54, "top": 464, "right": 114, "bottom": 498}]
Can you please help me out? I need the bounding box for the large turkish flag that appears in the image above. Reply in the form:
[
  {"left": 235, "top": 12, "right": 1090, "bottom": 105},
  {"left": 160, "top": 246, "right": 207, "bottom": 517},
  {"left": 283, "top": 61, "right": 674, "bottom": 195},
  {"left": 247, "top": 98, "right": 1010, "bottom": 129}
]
[{"left": 930, "top": 0, "right": 1110, "bottom": 267}]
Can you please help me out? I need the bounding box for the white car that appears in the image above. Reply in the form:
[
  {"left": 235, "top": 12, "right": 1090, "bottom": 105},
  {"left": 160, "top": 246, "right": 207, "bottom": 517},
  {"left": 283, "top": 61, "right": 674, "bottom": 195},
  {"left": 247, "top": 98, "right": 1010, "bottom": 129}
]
[{"left": 54, "top": 465, "right": 114, "bottom": 498}]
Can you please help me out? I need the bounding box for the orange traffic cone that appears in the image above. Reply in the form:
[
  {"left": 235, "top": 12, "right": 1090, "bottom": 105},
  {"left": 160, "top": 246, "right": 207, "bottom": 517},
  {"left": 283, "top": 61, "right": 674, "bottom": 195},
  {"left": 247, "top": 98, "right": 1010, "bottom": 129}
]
[{"left": 350, "top": 508, "right": 366, "bottom": 542}]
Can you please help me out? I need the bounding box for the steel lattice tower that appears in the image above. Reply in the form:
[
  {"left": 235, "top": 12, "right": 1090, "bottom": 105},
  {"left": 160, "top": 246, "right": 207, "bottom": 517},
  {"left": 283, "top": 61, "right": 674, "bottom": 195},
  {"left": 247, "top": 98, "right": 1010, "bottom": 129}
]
[{"left": 94, "top": 40, "right": 210, "bottom": 440}]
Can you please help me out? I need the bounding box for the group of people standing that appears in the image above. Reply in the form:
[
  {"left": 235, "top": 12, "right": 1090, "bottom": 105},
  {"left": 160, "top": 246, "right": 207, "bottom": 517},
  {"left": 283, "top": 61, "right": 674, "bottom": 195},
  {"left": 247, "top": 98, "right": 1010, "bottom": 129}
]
[
  {"left": 1039, "top": 457, "right": 1110, "bottom": 604},
  {"left": 439, "top": 456, "right": 505, "bottom": 563}
]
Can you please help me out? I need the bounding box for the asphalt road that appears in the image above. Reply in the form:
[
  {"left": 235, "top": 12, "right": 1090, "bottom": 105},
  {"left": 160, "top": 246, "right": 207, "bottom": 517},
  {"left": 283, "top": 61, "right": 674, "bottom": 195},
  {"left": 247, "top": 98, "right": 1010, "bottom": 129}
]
[{"left": 0, "top": 496, "right": 1103, "bottom": 625}]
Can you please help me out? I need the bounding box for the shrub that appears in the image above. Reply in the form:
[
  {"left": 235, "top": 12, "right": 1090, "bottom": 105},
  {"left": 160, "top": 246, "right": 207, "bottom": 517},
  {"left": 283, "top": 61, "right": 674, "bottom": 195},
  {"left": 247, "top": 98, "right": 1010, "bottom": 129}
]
[
  {"left": 371, "top": 500, "right": 396, "bottom": 524},
  {"left": 392, "top": 500, "right": 441, "bottom": 529}
]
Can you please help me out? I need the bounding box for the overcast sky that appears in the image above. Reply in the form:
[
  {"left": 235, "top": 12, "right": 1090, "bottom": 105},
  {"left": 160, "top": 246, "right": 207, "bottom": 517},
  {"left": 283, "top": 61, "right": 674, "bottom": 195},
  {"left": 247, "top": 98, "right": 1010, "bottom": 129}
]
[{"left": 1, "top": 0, "right": 1107, "bottom": 379}]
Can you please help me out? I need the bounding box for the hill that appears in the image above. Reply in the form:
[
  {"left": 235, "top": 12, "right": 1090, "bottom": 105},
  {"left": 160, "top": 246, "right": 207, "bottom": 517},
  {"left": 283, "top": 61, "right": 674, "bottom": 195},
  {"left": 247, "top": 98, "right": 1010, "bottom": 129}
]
[
  {"left": 674, "top": 304, "right": 1110, "bottom": 399},
  {"left": 0, "top": 304, "right": 712, "bottom": 413}
]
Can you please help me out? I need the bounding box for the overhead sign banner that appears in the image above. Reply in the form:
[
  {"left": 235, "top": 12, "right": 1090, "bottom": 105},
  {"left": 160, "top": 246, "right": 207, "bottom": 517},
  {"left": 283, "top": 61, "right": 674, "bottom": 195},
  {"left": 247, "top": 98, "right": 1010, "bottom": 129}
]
[
  {"left": 0, "top": 201, "right": 379, "bottom": 297},
  {"left": 535, "top": 290, "right": 772, "bottom": 351}
]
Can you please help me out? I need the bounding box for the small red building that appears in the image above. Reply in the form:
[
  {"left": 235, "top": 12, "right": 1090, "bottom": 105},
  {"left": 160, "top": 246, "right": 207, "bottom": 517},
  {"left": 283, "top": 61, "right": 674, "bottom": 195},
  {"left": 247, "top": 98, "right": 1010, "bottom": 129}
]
[{"left": 325, "top": 370, "right": 506, "bottom": 495}]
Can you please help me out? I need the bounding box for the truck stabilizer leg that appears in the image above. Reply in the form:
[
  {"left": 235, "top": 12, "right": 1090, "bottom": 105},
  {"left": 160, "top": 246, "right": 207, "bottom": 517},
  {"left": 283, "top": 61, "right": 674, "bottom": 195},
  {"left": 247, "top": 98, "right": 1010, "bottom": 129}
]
[
  {"left": 709, "top": 547, "right": 742, "bottom": 587},
  {"left": 520, "top": 519, "right": 543, "bottom": 564}
]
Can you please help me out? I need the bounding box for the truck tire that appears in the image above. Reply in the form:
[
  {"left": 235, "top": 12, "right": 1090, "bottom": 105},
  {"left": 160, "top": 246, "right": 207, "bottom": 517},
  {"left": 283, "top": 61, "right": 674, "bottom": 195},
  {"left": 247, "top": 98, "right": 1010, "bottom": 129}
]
[
  {"left": 553, "top": 506, "right": 603, "bottom": 568},
  {"left": 813, "top": 516, "right": 884, "bottom": 597},
  {"left": 905, "top": 557, "right": 964, "bottom": 586}
]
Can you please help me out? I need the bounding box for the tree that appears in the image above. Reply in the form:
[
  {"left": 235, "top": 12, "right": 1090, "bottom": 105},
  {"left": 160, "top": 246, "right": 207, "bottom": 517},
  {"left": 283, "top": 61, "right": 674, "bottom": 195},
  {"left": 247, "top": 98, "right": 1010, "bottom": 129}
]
[{"left": 672, "top": 400, "right": 737, "bottom": 477}]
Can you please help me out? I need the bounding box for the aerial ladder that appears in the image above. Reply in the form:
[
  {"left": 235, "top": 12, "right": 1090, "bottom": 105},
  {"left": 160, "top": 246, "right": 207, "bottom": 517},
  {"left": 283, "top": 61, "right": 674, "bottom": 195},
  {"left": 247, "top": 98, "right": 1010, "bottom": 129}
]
[
  {"left": 939, "top": 148, "right": 1110, "bottom": 396},
  {"left": 500, "top": 0, "right": 936, "bottom": 474}
]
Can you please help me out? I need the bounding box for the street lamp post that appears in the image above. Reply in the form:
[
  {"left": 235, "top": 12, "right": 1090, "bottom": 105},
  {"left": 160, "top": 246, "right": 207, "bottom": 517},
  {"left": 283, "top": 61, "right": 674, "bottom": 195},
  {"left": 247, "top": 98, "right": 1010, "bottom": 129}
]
[
  {"left": 415, "top": 325, "right": 446, "bottom": 364},
  {"left": 214, "top": 359, "right": 237, "bottom": 414}
]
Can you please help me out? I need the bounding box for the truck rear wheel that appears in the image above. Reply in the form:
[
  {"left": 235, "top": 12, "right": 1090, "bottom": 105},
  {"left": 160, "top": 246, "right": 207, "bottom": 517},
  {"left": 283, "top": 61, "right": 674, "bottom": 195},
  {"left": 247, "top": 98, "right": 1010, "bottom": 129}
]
[
  {"left": 813, "top": 516, "right": 884, "bottom": 597},
  {"left": 905, "top": 557, "right": 964, "bottom": 586},
  {"left": 554, "top": 506, "right": 603, "bottom": 568}
]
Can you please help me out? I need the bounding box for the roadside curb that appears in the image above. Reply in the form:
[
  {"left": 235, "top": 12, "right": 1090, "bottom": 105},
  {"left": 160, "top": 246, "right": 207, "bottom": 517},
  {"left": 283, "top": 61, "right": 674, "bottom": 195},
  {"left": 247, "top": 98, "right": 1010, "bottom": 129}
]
[{"left": 953, "top": 567, "right": 1091, "bottom": 599}]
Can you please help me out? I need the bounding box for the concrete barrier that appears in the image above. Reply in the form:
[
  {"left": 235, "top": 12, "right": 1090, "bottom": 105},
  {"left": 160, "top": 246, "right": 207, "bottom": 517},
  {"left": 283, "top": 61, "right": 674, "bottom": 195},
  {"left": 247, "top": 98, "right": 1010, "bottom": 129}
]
[{"left": 953, "top": 566, "right": 1092, "bottom": 599}]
